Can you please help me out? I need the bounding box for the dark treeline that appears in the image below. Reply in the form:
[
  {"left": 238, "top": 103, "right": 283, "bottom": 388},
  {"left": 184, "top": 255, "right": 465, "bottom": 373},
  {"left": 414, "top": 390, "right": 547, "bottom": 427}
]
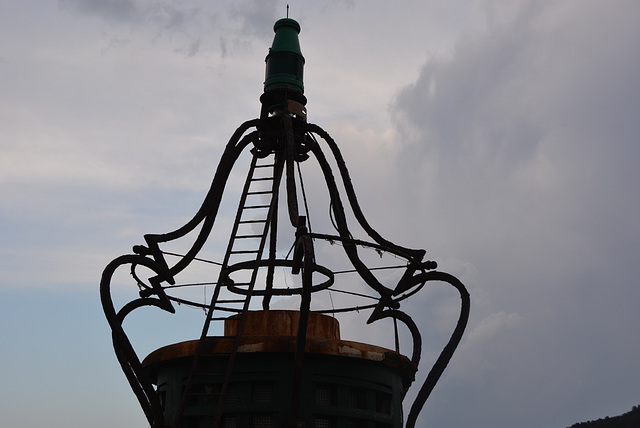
[{"left": 567, "top": 405, "right": 640, "bottom": 428}]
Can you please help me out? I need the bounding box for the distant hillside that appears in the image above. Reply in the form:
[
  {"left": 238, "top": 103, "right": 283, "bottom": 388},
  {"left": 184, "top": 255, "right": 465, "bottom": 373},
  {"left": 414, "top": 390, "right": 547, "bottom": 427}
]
[{"left": 567, "top": 405, "right": 640, "bottom": 428}]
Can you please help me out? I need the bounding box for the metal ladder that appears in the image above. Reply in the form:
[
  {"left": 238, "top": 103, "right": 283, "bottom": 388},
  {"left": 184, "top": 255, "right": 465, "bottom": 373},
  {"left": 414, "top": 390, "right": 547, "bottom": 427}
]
[{"left": 175, "top": 152, "right": 283, "bottom": 427}]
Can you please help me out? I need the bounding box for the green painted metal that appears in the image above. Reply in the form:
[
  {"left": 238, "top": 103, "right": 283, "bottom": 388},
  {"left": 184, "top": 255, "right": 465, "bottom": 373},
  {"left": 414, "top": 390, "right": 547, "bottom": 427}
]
[{"left": 264, "top": 18, "right": 305, "bottom": 93}]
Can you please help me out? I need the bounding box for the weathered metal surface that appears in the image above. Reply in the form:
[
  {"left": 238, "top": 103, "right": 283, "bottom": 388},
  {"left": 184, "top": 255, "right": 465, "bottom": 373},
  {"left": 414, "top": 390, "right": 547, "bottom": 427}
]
[
  {"left": 141, "top": 335, "right": 416, "bottom": 380},
  {"left": 223, "top": 310, "right": 340, "bottom": 339}
]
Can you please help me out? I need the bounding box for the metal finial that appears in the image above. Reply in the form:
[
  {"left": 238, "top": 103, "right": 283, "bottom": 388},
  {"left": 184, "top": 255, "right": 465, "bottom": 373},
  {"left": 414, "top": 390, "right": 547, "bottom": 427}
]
[{"left": 286, "top": 4, "right": 289, "bottom": 18}]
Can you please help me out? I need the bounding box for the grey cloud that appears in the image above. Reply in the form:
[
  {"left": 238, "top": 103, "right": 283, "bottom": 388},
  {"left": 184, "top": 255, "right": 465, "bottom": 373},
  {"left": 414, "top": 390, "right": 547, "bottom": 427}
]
[
  {"left": 59, "top": 0, "right": 208, "bottom": 56},
  {"left": 59, "top": 0, "right": 286, "bottom": 59},
  {"left": 228, "top": 0, "right": 281, "bottom": 40},
  {"left": 59, "top": 0, "right": 198, "bottom": 28},
  {"left": 390, "top": 1, "right": 640, "bottom": 426},
  {"left": 59, "top": 0, "right": 140, "bottom": 23}
]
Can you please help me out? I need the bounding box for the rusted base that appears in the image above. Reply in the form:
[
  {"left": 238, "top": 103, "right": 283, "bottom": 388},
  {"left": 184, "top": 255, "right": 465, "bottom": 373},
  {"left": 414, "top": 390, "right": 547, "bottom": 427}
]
[
  {"left": 143, "top": 310, "right": 416, "bottom": 384},
  {"left": 141, "top": 311, "right": 416, "bottom": 427}
]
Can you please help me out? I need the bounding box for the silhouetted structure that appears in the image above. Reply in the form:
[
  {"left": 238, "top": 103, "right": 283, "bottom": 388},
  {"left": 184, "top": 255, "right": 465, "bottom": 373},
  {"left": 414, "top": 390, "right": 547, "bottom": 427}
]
[
  {"left": 101, "top": 16, "right": 469, "bottom": 428},
  {"left": 567, "top": 405, "right": 640, "bottom": 428}
]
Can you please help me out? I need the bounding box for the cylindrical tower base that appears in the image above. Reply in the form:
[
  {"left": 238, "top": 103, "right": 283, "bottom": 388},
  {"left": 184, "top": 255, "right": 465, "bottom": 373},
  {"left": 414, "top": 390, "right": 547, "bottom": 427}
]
[{"left": 142, "top": 311, "right": 416, "bottom": 428}]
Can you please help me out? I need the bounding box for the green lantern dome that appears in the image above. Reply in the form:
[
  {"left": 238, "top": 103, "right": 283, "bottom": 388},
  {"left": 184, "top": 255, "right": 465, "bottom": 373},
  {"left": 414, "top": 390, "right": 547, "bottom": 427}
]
[{"left": 264, "top": 18, "right": 305, "bottom": 93}]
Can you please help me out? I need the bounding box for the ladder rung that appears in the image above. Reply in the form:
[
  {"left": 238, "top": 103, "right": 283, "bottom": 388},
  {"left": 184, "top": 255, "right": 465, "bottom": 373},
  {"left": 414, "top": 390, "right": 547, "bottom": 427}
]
[
  {"left": 207, "top": 312, "right": 242, "bottom": 320},
  {"left": 247, "top": 190, "right": 273, "bottom": 195},
  {"left": 243, "top": 204, "right": 271, "bottom": 209},
  {"left": 229, "top": 250, "right": 259, "bottom": 254},
  {"left": 212, "top": 308, "right": 242, "bottom": 314},
  {"left": 251, "top": 177, "right": 274, "bottom": 182},
  {"left": 254, "top": 164, "right": 275, "bottom": 168},
  {"left": 230, "top": 282, "right": 251, "bottom": 286},
  {"left": 235, "top": 234, "right": 263, "bottom": 239},
  {"left": 238, "top": 219, "right": 267, "bottom": 224}
]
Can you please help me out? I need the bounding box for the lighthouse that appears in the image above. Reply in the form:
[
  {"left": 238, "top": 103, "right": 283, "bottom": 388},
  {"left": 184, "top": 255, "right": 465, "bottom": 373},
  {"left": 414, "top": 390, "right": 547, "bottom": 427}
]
[{"left": 100, "top": 16, "right": 469, "bottom": 428}]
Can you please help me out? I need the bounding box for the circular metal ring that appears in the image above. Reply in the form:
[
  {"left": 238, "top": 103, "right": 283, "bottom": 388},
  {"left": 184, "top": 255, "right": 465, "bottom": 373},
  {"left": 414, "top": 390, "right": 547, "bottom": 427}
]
[{"left": 223, "top": 259, "right": 334, "bottom": 296}]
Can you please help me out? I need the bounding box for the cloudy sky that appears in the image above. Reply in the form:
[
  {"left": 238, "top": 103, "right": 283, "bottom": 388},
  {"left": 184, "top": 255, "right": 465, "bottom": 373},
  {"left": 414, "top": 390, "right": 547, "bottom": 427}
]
[{"left": 2, "top": 1, "right": 640, "bottom": 427}]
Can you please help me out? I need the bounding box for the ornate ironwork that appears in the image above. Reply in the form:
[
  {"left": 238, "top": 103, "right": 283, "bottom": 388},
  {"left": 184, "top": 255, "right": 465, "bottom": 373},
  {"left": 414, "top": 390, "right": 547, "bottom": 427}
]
[{"left": 100, "top": 17, "right": 469, "bottom": 428}]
